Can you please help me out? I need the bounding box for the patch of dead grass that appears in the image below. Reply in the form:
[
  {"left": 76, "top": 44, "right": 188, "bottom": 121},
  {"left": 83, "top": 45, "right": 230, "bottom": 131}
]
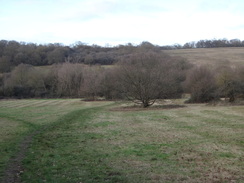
[
  {"left": 111, "top": 104, "right": 186, "bottom": 112},
  {"left": 165, "top": 47, "right": 244, "bottom": 68},
  {"left": 0, "top": 118, "right": 28, "bottom": 143}
]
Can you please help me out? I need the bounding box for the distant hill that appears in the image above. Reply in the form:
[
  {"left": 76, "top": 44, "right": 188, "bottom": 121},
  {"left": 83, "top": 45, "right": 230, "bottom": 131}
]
[
  {"left": 164, "top": 47, "right": 244, "bottom": 68},
  {"left": 1, "top": 39, "right": 244, "bottom": 73},
  {"left": 35, "top": 47, "right": 244, "bottom": 71}
]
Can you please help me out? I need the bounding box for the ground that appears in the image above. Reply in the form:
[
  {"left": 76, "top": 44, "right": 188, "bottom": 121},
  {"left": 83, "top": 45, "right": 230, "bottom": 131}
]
[{"left": 0, "top": 99, "right": 243, "bottom": 182}]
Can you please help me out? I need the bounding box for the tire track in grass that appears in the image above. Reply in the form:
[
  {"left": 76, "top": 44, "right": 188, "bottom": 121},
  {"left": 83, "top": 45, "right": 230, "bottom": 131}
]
[
  {"left": 0, "top": 99, "right": 77, "bottom": 182},
  {"left": 22, "top": 104, "right": 126, "bottom": 183},
  {"left": 1, "top": 104, "right": 115, "bottom": 183},
  {"left": 0, "top": 129, "right": 40, "bottom": 183},
  {"left": 1, "top": 104, "right": 93, "bottom": 183},
  {"left": 0, "top": 113, "right": 39, "bottom": 183},
  {"left": 0, "top": 107, "right": 89, "bottom": 183}
]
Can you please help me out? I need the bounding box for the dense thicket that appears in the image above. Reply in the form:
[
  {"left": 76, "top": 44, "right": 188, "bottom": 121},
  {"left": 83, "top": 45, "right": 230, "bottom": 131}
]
[
  {"left": 184, "top": 66, "right": 218, "bottom": 103},
  {"left": 0, "top": 50, "right": 192, "bottom": 102},
  {"left": 184, "top": 65, "right": 244, "bottom": 103}
]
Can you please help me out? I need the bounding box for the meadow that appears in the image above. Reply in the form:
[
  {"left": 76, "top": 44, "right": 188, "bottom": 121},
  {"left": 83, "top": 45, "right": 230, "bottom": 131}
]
[
  {"left": 165, "top": 47, "right": 244, "bottom": 67},
  {"left": 0, "top": 99, "right": 243, "bottom": 182}
]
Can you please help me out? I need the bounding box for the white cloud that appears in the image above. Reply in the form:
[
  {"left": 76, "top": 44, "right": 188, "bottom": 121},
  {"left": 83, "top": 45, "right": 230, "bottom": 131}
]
[{"left": 1, "top": 0, "right": 244, "bottom": 45}]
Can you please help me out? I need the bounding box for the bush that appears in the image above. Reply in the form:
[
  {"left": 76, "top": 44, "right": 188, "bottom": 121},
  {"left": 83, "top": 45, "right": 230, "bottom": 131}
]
[{"left": 184, "top": 66, "right": 218, "bottom": 103}]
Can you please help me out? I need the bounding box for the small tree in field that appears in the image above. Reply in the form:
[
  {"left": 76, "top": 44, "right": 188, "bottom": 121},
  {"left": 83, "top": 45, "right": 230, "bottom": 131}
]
[
  {"left": 118, "top": 52, "right": 178, "bottom": 107},
  {"left": 216, "top": 67, "right": 236, "bottom": 102},
  {"left": 185, "top": 66, "right": 218, "bottom": 103},
  {"left": 216, "top": 66, "right": 244, "bottom": 102},
  {"left": 236, "top": 66, "right": 244, "bottom": 98}
]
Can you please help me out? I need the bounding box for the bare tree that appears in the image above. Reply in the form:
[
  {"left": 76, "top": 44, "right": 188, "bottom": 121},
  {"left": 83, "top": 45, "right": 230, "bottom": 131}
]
[
  {"left": 100, "top": 67, "right": 122, "bottom": 100},
  {"left": 216, "top": 65, "right": 244, "bottom": 102},
  {"left": 3, "top": 64, "right": 46, "bottom": 97},
  {"left": 118, "top": 52, "right": 179, "bottom": 107},
  {"left": 8, "top": 64, "right": 33, "bottom": 86},
  {"left": 185, "top": 66, "right": 218, "bottom": 103},
  {"left": 81, "top": 66, "right": 104, "bottom": 100},
  {"left": 56, "top": 63, "right": 84, "bottom": 97},
  {"left": 236, "top": 66, "right": 244, "bottom": 98}
]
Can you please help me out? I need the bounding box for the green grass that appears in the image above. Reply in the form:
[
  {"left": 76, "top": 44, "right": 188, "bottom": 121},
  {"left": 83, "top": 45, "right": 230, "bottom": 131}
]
[
  {"left": 0, "top": 99, "right": 112, "bottom": 181},
  {"left": 0, "top": 99, "right": 243, "bottom": 182}
]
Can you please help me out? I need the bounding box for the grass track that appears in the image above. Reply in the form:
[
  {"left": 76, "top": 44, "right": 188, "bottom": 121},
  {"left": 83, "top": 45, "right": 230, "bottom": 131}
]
[
  {"left": 0, "top": 99, "right": 243, "bottom": 182},
  {"left": 0, "top": 99, "right": 112, "bottom": 182},
  {"left": 22, "top": 107, "right": 126, "bottom": 183}
]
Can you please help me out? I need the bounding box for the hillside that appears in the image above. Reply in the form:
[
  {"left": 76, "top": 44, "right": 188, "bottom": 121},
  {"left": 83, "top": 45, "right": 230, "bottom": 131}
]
[
  {"left": 1, "top": 39, "right": 244, "bottom": 73},
  {"left": 34, "top": 47, "right": 244, "bottom": 70},
  {"left": 164, "top": 47, "right": 244, "bottom": 68}
]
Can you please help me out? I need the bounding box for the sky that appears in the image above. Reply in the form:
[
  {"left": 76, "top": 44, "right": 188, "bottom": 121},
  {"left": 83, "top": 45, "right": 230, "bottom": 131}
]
[{"left": 1, "top": 0, "right": 244, "bottom": 46}]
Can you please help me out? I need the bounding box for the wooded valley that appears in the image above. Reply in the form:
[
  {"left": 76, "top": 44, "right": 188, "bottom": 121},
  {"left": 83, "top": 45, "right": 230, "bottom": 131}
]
[{"left": 0, "top": 39, "right": 244, "bottom": 106}]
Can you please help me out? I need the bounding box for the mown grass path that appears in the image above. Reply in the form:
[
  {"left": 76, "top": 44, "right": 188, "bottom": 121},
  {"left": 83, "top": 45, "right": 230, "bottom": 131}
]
[
  {"left": 0, "top": 100, "right": 243, "bottom": 182},
  {"left": 1, "top": 127, "right": 40, "bottom": 183},
  {"left": 0, "top": 99, "right": 112, "bottom": 183},
  {"left": 22, "top": 106, "right": 127, "bottom": 183}
]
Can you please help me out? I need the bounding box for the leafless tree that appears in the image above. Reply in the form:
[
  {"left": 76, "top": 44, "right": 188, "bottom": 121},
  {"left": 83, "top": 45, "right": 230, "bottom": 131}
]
[
  {"left": 100, "top": 67, "right": 122, "bottom": 100},
  {"left": 118, "top": 52, "right": 179, "bottom": 107},
  {"left": 56, "top": 63, "right": 84, "bottom": 97},
  {"left": 81, "top": 66, "right": 104, "bottom": 100},
  {"left": 3, "top": 64, "right": 46, "bottom": 97},
  {"left": 216, "top": 65, "right": 244, "bottom": 102},
  {"left": 185, "top": 66, "right": 218, "bottom": 103}
]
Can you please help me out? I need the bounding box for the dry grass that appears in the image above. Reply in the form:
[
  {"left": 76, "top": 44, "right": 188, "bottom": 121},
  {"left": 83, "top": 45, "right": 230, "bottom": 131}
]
[
  {"left": 164, "top": 47, "right": 244, "bottom": 68},
  {"left": 0, "top": 118, "right": 29, "bottom": 143},
  {"left": 86, "top": 103, "right": 244, "bottom": 182}
]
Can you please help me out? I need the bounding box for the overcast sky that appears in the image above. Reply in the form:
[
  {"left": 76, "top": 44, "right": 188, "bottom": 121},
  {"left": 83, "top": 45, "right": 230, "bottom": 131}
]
[{"left": 1, "top": 0, "right": 244, "bottom": 46}]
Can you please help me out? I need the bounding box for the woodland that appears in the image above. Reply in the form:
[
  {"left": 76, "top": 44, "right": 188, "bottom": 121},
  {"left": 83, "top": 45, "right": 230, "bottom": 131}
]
[{"left": 0, "top": 39, "right": 244, "bottom": 106}]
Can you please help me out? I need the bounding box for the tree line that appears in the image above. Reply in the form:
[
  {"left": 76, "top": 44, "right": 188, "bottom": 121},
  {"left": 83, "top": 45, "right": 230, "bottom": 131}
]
[
  {"left": 0, "top": 50, "right": 243, "bottom": 106},
  {"left": 161, "top": 38, "right": 244, "bottom": 49},
  {"left": 1, "top": 39, "right": 244, "bottom": 73},
  {"left": 0, "top": 51, "right": 187, "bottom": 100},
  {"left": 0, "top": 40, "right": 155, "bottom": 72}
]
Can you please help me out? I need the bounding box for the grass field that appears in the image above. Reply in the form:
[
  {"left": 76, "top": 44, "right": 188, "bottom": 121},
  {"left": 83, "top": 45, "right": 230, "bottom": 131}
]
[
  {"left": 0, "top": 99, "right": 243, "bottom": 182},
  {"left": 164, "top": 47, "right": 244, "bottom": 68}
]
